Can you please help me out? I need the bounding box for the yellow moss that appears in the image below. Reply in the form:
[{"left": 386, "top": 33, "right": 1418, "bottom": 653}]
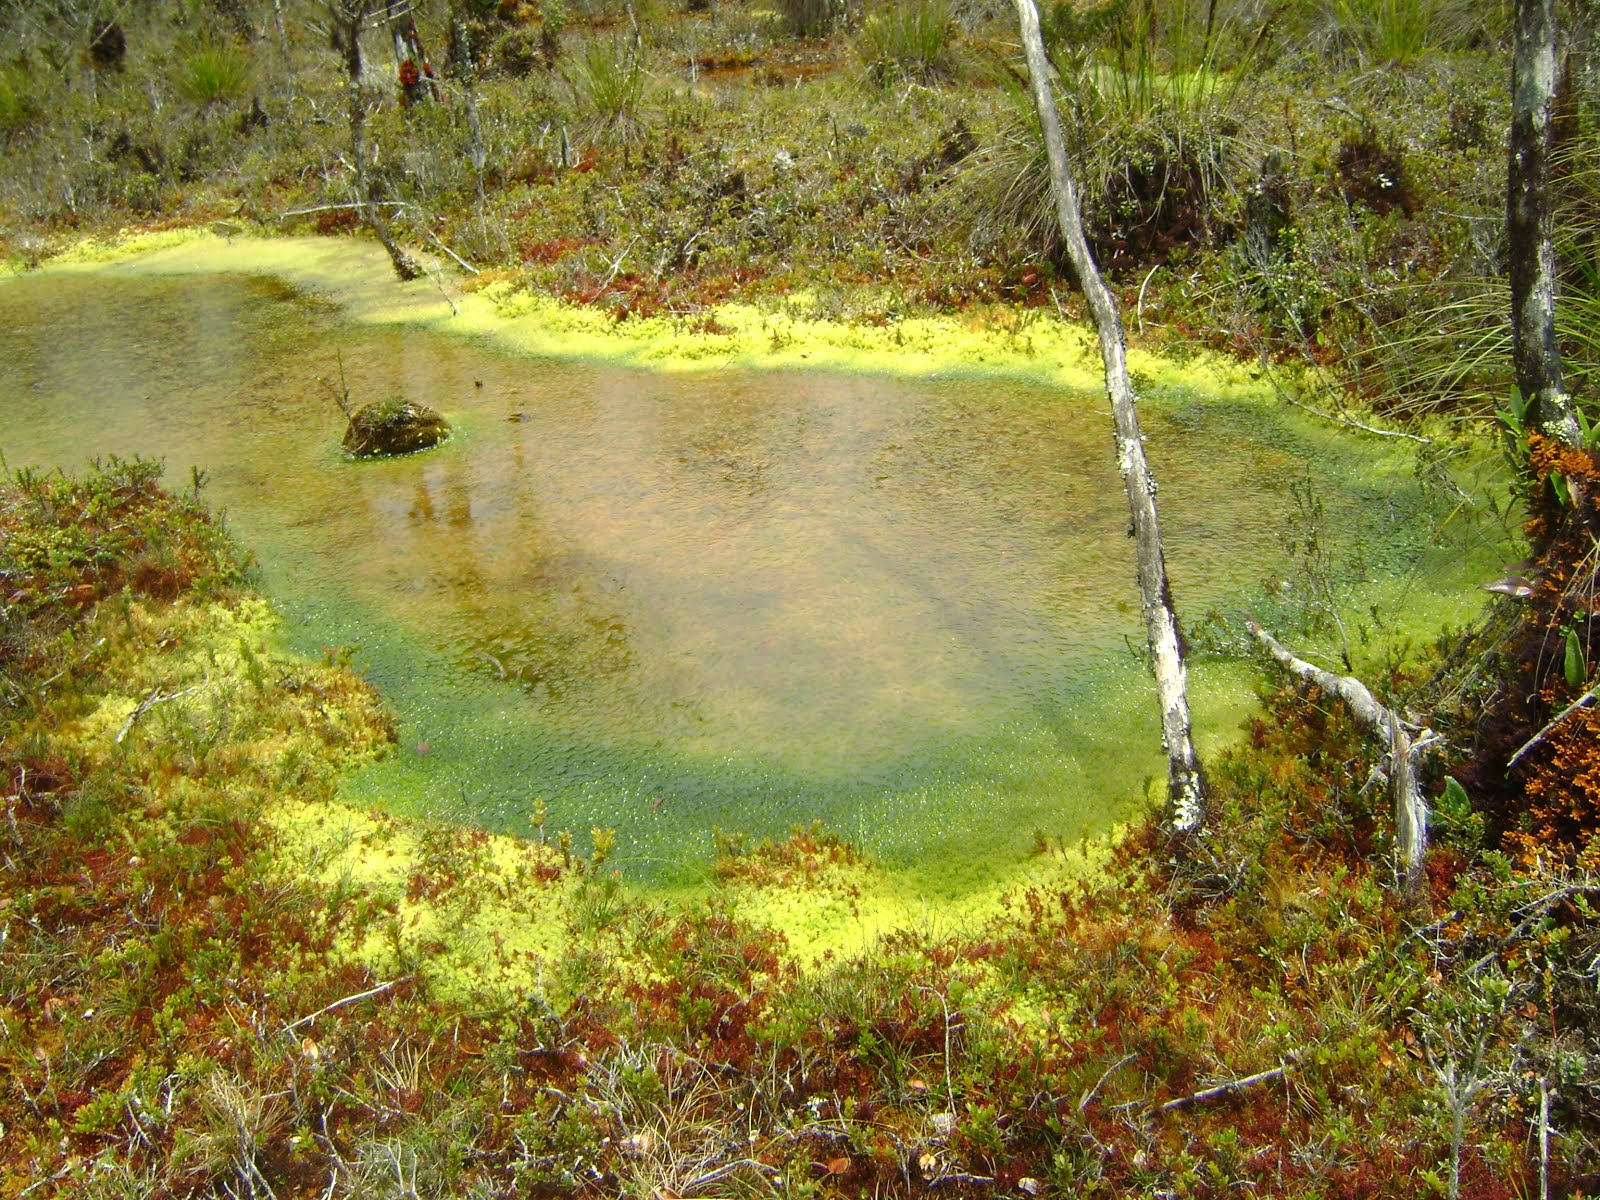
[
  {"left": 267, "top": 793, "right": 592, "bottom": 1000},
  {"left": 709, "top": 830, "right": 1117, "bottom": 966},
  {"left": 37, "top": 231, "right": 1277, "bottom": 403}
]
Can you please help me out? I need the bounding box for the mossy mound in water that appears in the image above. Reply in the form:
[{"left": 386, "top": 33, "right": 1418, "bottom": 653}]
[{"left": 343, "top": 401, "right": 450, "bottom": 457}]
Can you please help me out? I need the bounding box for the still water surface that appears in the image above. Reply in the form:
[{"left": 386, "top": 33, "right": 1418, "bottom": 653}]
[{"left": 0, "top": 263, "right": 1488, "bottom": 888}]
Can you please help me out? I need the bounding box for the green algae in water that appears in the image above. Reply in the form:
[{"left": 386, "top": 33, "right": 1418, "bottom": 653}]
[{"left": 0, "top": 259, "right": 1516, "bottom": 892}]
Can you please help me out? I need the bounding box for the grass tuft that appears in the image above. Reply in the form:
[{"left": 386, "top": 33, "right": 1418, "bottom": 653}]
[
  {"left": 173, "top": 44, "right": 253, "bottom": 106},
  {"left": 858, "top": 0, "right": 960, "bottom": 86},
  {"left": 563, "top": 36, "right": 648, "bottom": 143}
]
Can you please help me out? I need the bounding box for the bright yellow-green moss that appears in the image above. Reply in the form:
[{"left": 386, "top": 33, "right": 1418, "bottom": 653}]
[{"left": 47, "top": 229, "right": 1277, "bottom": 403}]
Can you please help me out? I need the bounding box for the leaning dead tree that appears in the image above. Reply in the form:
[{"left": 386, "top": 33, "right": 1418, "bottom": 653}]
[
  {"left": 1249, "top": 622, "right": 1436, "bottom": 898},
  {"left": 1011, "top": 0, "right": 1205, "bottom": 834},
  {"left": 332, "top": 0, "right": 421, "bottom": 280},
  {"left": 1509, "top": 0, "right": 1580, "bottom": 447}
]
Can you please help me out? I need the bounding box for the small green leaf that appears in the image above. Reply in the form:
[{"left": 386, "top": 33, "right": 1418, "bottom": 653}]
[
  {"left": 1564, "top": 625, "right": 1587, "bottom": 689},
  {"left": 1552, "top": 472, "right": 1573, "bottom": 508},
  {"left": 1442, "top": 776, "right": 1470, "bottom": 815}
]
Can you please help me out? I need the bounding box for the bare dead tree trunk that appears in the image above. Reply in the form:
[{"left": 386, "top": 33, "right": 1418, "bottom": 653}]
[
  {"left": 1012, "top": 0, "right": 1205, "bottom": 835},
  {"left": 337, "top": 1, "right": 421, "bottom": 281},
  {"left": 449, "top": 13, "right": 488, "bottom": 219},
  {"left": 387, "top": 2, "right": 442, "bottom": 104},
  {"left": 1510, "top": 0, "right": 1580, "bottom": 445},
  {"left": 1250, "top": 622, "right": 1434, "bottom": 899}
]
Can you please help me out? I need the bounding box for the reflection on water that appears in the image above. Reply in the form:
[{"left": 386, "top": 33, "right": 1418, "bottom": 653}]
[{"left": 0, "top": 267, "right": 1481, "bottom": 886}]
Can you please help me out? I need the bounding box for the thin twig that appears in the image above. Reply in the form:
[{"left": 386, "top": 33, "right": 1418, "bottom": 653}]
[
  {"left": 1155, "top": 1057, "right": 1297, "bottom": 1113},
  {"left": 283, "top": 978, "right": 407, "bottom": 1034},
  {"left": 1507, "top": 685, "right": 1599, "bottom": 767},
  {"left": 428, "top": 263, "right": 460, "bottom": 316},
  {"left": 421, "top": 228, "right": 479, "bottom": 275},
  {"left": 596, "top": 235, "right": 641, "bottom": 295},
  {"left": 1255, "top": 352, "right": 1430, "bottom": 443},
  {"left": 1078, "top": 1052, "right": 1136, "bottom": 1114},
  {"left": 116, "top": 680, "right": 208, "bottom": 744}
]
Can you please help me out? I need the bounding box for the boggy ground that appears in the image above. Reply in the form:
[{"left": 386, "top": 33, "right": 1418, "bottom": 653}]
[
  {"left": 2, "top": 459, "right": 1598, "bottom": 1195},
  {"left": 5, "top": 1, "right": 1600, "bottom": 1194}
]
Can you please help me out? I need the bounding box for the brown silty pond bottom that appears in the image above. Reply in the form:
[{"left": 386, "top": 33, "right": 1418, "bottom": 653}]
[{"left": 0, "top": 247, "right": 1510, "bottom": 893}]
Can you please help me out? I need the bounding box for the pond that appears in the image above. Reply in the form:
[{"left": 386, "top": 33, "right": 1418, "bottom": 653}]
[{"left": 0, "top": 238, "right": 1508, "bottom": 892}]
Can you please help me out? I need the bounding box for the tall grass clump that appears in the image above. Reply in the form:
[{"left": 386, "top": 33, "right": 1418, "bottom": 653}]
[
  {"left": 858, "top": 0, "right": 959, "bottom": 85},
  {"left": 1319, "top": 0, "right": 1478, "bottom": 65},
  {"left": 0, "top": 63, "right": 39, "bottom": 138},
  {"left": 958, "top": 0, "right": 1266, "bottom": 273},
  {"left": 564, "top": 37, "right": 647, "bottom": 141},
  {"left": 1343, "top": 122, "right": 1599, "bottom": 420},
  {"left": 777, "top": 0, "right": 846, "bottom": 38},
  {"left": 173, "top": 44, "right": 253, "bottom": 105}
]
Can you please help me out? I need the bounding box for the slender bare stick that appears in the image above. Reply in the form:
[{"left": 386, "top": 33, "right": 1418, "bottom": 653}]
[
  {"left": 1249, "top": 621, "right": 1433, "bottom": 896},
  {"left": 1156, "top": 1062, "right": 1292, "bottom": 1113},
  {"left": 1507, "top": 685, "right": 1598, "bottom": 767},
  {"left": 1012, "top": 0, "right": 1205, "bottom": 834},
  {"left": 1540, "top": 1077, "right": 1550, "bottom": 1200},
  {"left": 283, "top": 978, "right": 406, "bottom": 1034}
]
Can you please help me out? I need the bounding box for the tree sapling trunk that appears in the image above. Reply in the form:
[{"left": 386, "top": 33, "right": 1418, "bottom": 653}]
[
  {"left": 336, "top": 0, "right": 421, "bottom": 281},
  {"left": 1509, "top": 0, "right": 1579, "bottom": 447},
  {"left": 1011, "top": 0, "right": 1205, "bottom": 836}
]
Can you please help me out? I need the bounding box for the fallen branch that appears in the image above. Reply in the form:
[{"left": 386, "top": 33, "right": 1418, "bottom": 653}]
[
  {"left": 1507, "top": 685, "right": 1599, "bottom": 767},
  {"left": 1249, "top": 621, "right": 1435, "bottom": 896},
  {"left": 116, "top": 680, "right": 208, "bottom": 744},
  {"left": 283, "top": 978, "right": 407, "bottom": 1034},
  {"left": 1466, "top": 883, "right": 1600, "bottom": 975},
  {"left": 276, "top": 201, "right": 407, "bottom": 218},
  {"left": 1156, "top": 1060, "right": 1295, "bottom": 1113},
  {"left": 928, "top": 1171, "right": 997, "bottom": 1188},
  {"left": 1078, "top": 1052, "right": 1136, "bottom": 1114},
  {"left": 679, "top": 1159, "right": 780, "bottom": 1196}
]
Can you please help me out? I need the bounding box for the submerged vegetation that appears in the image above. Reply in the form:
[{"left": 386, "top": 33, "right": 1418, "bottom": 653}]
[{"left": 3, "top": 0, "right": 1600, "bottom": 1193}]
